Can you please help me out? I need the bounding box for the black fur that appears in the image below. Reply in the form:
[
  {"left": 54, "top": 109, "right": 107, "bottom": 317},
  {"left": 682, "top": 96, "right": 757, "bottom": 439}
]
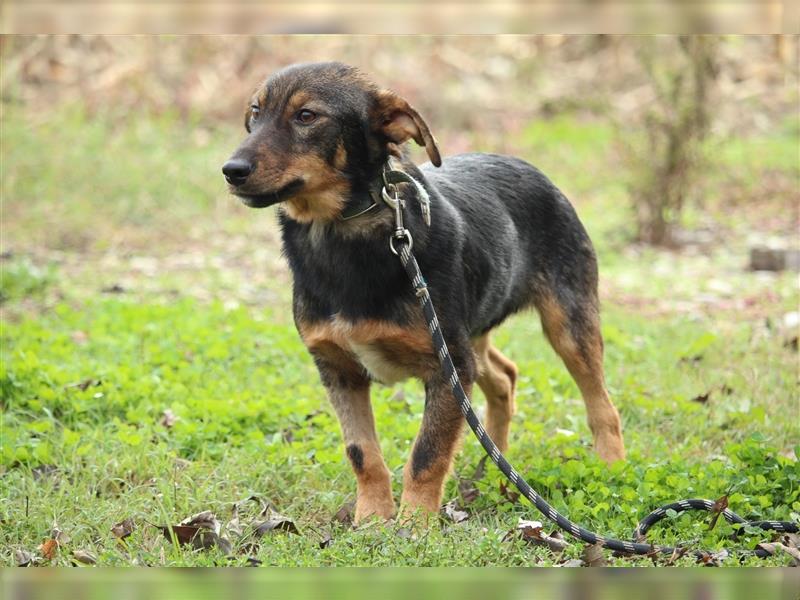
[
  {"left": 346, "top": 444, "right": 364, "bottom": 472},
  {"left": 283, "top": 153, "right": 598, "bottom": 342}
]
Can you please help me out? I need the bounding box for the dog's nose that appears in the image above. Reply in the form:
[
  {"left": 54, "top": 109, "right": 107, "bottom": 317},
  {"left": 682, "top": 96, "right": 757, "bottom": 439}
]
[{"left": 222, "top": 158, "right": 254, "bottom": 186}]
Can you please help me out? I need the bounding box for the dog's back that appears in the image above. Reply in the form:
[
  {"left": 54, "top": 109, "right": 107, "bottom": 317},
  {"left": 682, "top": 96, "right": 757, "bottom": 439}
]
[{"left": 417, "top": 152, "right": 599, "bottom": 338}]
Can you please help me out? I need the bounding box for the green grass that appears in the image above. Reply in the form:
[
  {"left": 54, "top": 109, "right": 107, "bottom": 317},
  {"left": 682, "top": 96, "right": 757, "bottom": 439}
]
[{"left": 1, "top": 106, "right": 798, "bottom": 566}]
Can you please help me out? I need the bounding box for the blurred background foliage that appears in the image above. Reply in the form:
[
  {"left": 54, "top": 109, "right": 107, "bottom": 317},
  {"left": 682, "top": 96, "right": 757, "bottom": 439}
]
[{"left": 1, "top": 35, "right": 796, "bottom": 251}]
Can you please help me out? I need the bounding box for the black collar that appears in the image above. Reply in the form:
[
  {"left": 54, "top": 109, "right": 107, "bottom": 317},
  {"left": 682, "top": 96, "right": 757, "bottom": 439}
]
[{"left": 339, "top": 173, "right": 384, "bottom": 221}]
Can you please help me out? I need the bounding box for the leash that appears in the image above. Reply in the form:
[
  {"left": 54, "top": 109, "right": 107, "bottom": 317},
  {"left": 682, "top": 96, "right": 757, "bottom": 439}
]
[{"left": 380, "top": 166, "right": 798, "bottom": 561}]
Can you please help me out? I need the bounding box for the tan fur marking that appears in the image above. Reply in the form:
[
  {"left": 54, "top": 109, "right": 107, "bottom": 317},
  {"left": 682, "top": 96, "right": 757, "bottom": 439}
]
[
  {"left": 473, "top": 334, "right": 518, "bottom": 452},
  {"left": 284, "top": 90, "right": 312, "bottom": 117},
  {"left": 333, "top": 140, "right": 347, "bottom": 171},
  {"left": 537, "top": 293, "right": 625, "bottom": 463},
  {"left": 281, "top": 154, "right": 350, "bottom": 223},
  {"left": 299, "top": 317, "right": 435, "bottom": 383}
]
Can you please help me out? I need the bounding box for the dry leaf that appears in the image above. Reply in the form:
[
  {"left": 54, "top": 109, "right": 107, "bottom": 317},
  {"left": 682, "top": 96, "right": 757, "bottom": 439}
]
[
  {"left": 708, "top": 494, "right": 729, "bottom": 531},
  {"left": 756, "top": 542, "right": 800, "bottom": 566},
  {"left": 665, "top": 546, "right": 689, "bottom": 565},
  {"left": 65, "top": 378, "right": 99, "bottom": 391},
  {"left": 441, "top": 500, "right": 469, "bottom": 524},
  {"left": 226, "top": 503, "right": 243, "bottom": 538},
  {"left": 111, "top": 517, "right": 134, "bottom": 539},
  {"left": 696, "top": 549, "right": 728, "bottom": 566},
  {"left": 582, "top": 543, "right": 607, "bottom": 567},
  {"left": 457, "top": 478, "right": 480, "bottom": 505},
  {"left": 513, "top": 519, "right": 570, "bottom": 553},
  {"left": 319, "top": 531, "right": 333, "bottom": 549},
  {"left": 160, "top": 409, "right": 178, "bottom": 428},
  {"left": 72, "top": 550, "right": 97, "bottom": 565},
  {"left": 333, "top": 501, "right": 354, "bottom": 526},
  {"left": 499, "top": 480, "right": 520, "bottom": 503},
  {"left": 158, "top": 511, "right": 232, "bottom": 552},
  {"left": 559, "top": 558, "right": 585, "bottom": 567},
  {"left": 14, "top": 549, "right": 35, "bottom": 567},
  {"left": 254, "top": 512, "right": 299, "bottom": 537},
  {"left": 38, "top": 539, "right": 58, "bottom": 561}
]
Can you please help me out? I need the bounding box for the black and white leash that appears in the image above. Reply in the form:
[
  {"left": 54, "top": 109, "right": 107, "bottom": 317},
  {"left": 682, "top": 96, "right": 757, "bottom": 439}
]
[{"left": 383, "top": 172, "right": 798, "bottom": 560}]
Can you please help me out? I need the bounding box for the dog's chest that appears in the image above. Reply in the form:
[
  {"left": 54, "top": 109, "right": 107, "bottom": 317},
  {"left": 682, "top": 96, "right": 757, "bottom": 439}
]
[{"left": 299, "top": 316, "right": 434, "bottom": 384}]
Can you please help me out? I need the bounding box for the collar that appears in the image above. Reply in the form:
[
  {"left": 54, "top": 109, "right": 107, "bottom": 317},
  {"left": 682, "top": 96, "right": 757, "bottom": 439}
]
[
  {"left": 338, "top": 159, "right": 431, "bottom": 224},
  {"left": 339, "top": 173, "right": 384, "bottom": 221}
]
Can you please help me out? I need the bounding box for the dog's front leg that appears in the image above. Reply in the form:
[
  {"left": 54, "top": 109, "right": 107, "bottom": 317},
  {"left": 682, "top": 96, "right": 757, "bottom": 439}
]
[
  {"left": 313, "top": 353, "right": 396, "bottom": 523},
  {"left": 400, "top": 353, "right": 474, "bottom": 516}
]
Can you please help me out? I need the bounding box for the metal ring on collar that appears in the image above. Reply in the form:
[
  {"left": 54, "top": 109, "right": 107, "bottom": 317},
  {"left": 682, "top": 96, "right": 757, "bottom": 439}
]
[
  {"left": 381, "top": 185, "right": 399, "bottom": 209},
  {"left": 389, "top": 228, "right": 413, "bottom": 255}
]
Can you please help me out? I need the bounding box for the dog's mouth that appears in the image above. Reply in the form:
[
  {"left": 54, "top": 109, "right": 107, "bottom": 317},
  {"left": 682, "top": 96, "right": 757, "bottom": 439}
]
[{"left": 233, "top": 179, "right": 305, "bottom": 209}]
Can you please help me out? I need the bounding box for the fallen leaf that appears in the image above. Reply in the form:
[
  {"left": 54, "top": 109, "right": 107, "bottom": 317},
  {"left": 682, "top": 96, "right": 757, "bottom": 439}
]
[
  {"left": 31, "top": 465, "right": 59, "bottom": 481},
  {"left": 160, "top": 409, "right": 178, "bottom": 428},
  {"left": 319, "top": 531, "right": 333, "bottom": 549},
  {"left": 499, "top": 480, "right": 520, "bottom": 503},
  {"left": 111, "top": 518, "right": 134, "bottom": 539},
  {"left": 333, "top": 501, "right": 354, "bottom": 526},
  {"left": 51, "top": 523, "right": 69, "bottom": 546},
  {"left": 226, "top": 503, "right": 243, "bottom": 538},
  {"left": 558, "top": 558, "right": 585, "bottom": 567},
  {"left": 38, "top": 539, "right": 58, "bottom": 561},
  {"left": 696, "top": 548, "right": 728, "bottom": 566},
  {"left": 708, "top": 494, "right": 729, "bottom": 531},
  {"left": 14, "top": 549, "right": 35, "bottom": 567},
  {"left": 72, "top": 550, "right": 97, "bottom": 565},
  {"left": 582, "top": 543, "right": 607, "bottom": 567},
  {"left": 441, "top": 500, "right": 469, "bottom": 524},
  {"left": 65, "top": 378, "right": 99, "bottom": 391},
  {"left": 665, "top": 546, "right": 689, "bottom": 565},
  {"left": 254, "top": 512, "right": 299, "bottom": 537},
  {"left": 157, "top": 511, "right": 232, "bottom": 552},
  {"left": 513, "top": 519, "right": 570, "bottom": 553},
  {"left": 756, "top": 542, "right": 800, "bottom": 566},
  {"left": 457, "top": 479, "right": 480, "bottom": 505}
]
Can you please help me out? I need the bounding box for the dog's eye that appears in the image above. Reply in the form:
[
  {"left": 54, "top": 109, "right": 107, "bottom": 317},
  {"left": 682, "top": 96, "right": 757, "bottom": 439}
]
[
  {"left": 295, "top": 109, "right": 317, "bottom": 125},
  {"left": 250, "top": 105, "right": 260, "bottom": 121}
]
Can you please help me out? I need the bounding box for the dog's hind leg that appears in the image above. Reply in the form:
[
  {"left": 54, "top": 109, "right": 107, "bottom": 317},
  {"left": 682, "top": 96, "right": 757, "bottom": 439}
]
[
  {"left": 473, "top": 334, "right": 518, "bottom": 452},
  {"left": 311, "top": 344, "right": 396, "bottom": 523},
  {"left": 535, "top": 290, "right": 625, "bottom": 464}
]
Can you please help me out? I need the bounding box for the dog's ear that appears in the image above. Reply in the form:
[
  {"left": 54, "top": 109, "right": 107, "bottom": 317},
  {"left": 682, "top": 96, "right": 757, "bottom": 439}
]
[{"left": 371, "top": 90, "right": 441, "bottom": 167}]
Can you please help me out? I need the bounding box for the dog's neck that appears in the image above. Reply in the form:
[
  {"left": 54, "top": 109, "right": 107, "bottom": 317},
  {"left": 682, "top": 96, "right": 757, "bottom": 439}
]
[{"left": 339, "top": 155, "right": 422, "bottom": 222}]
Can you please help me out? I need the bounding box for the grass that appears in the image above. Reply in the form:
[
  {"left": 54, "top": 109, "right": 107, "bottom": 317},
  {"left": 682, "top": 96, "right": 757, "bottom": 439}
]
[{"left": 1, "top": 105, "right": 798, "bottom": 567}]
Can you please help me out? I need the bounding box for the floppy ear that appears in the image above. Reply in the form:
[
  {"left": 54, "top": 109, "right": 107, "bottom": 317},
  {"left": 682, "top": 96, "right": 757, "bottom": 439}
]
[{"left": 371, "top": 90, "right": 441, "bottom": 167}]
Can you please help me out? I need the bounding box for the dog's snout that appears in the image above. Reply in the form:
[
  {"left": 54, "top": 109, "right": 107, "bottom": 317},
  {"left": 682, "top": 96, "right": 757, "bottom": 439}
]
[{"left": 222, "top": 158, "right": 254, "bottom": 186}]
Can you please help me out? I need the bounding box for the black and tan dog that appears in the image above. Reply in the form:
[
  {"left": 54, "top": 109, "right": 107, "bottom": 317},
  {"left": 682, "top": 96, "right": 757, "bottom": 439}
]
[{"left": 222, "top": 62, "right": 625, "bottom": 523}]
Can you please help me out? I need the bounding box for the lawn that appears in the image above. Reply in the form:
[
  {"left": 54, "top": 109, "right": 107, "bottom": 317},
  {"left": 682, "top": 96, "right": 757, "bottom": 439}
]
[{"left": 1, "top": 105, "right": 798, "bottom": 567}]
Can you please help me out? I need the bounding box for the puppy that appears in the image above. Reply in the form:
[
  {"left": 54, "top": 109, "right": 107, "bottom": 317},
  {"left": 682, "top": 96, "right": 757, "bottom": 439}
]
[{"left": 223, "top": 62, "right": 625, "bottom": 522}]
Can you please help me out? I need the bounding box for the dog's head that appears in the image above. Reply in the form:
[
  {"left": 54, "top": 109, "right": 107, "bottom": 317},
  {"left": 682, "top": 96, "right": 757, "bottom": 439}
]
[{"left": 222, "top": 62, "right": 440, "bottom": 223}]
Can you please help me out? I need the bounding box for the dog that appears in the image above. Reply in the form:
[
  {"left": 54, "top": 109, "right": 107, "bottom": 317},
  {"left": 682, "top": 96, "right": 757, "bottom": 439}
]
[{"left": 222, "top": 62, "right": 625, "bottom": 523}]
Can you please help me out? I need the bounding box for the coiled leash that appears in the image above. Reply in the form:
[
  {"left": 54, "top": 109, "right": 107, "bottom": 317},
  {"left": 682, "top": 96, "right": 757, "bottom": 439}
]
[{"left": 381, "top": 164, "right": 798, "bottom": 561}]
